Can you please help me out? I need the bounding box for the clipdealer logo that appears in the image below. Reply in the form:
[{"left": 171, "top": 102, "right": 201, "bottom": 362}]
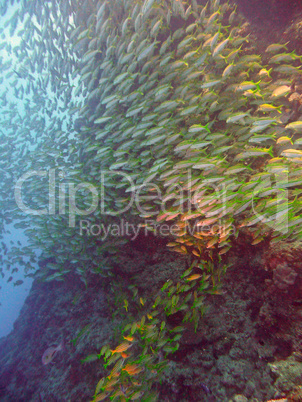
[
  {"left": 14, "top": 167, "right": 290, "bottom": 234},
  {"left": 14, "top": 168, "right": 153, "bottom": 227}
]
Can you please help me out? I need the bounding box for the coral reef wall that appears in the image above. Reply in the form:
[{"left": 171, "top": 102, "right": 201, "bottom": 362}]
[{"left": 1, "top": 237, "right": 302, "bottom": 401}]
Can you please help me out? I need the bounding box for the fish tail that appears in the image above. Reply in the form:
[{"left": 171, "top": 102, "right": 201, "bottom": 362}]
[{"left": 268, "top": 145, "right": 274, "bottom": 157}]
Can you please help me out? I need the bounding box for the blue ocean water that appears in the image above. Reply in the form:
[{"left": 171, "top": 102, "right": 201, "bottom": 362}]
[{"left": 0, "top": 4, "right": 35, "bottom": 338}]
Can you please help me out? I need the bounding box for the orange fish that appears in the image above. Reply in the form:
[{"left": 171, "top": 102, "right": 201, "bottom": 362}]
[
  {"left": 186, "top": 274, "right": 202, "bottom": 281},
  {"left": 42, "top": 340, "right": 64, "bottom": 365},
  {"left": 122, "top": 364, "right": 143, "bottom": 375},
  {"left": 123, "top": 335, "right": 134, "bottom": 342},
  {"left": 121, "top": 352, "right": 131, "bottom": 358},
  {"left": 111, "top": 341, "right": 133, "bottom": 354}
]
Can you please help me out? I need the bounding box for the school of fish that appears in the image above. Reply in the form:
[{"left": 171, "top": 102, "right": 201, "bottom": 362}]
[{"left": 0, "top": 0, "right": 302, "bottom": 399}]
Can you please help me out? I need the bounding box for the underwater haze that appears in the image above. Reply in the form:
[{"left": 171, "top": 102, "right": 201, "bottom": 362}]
[
  {"left": 0, "top": 3, "right": 35, "bottom": 338},
  {"left": 0, "top": 224, "right": 35, "bottom": 337}
]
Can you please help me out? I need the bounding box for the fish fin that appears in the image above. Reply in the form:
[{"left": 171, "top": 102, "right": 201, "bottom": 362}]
[{"left": 58, "top": 339, "right": 64, "bottom": 351}]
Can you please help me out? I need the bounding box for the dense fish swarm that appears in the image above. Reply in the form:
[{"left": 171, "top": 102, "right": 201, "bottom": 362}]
[{"left": 1, "top": 0, "right": 302, "bottom": 399}]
